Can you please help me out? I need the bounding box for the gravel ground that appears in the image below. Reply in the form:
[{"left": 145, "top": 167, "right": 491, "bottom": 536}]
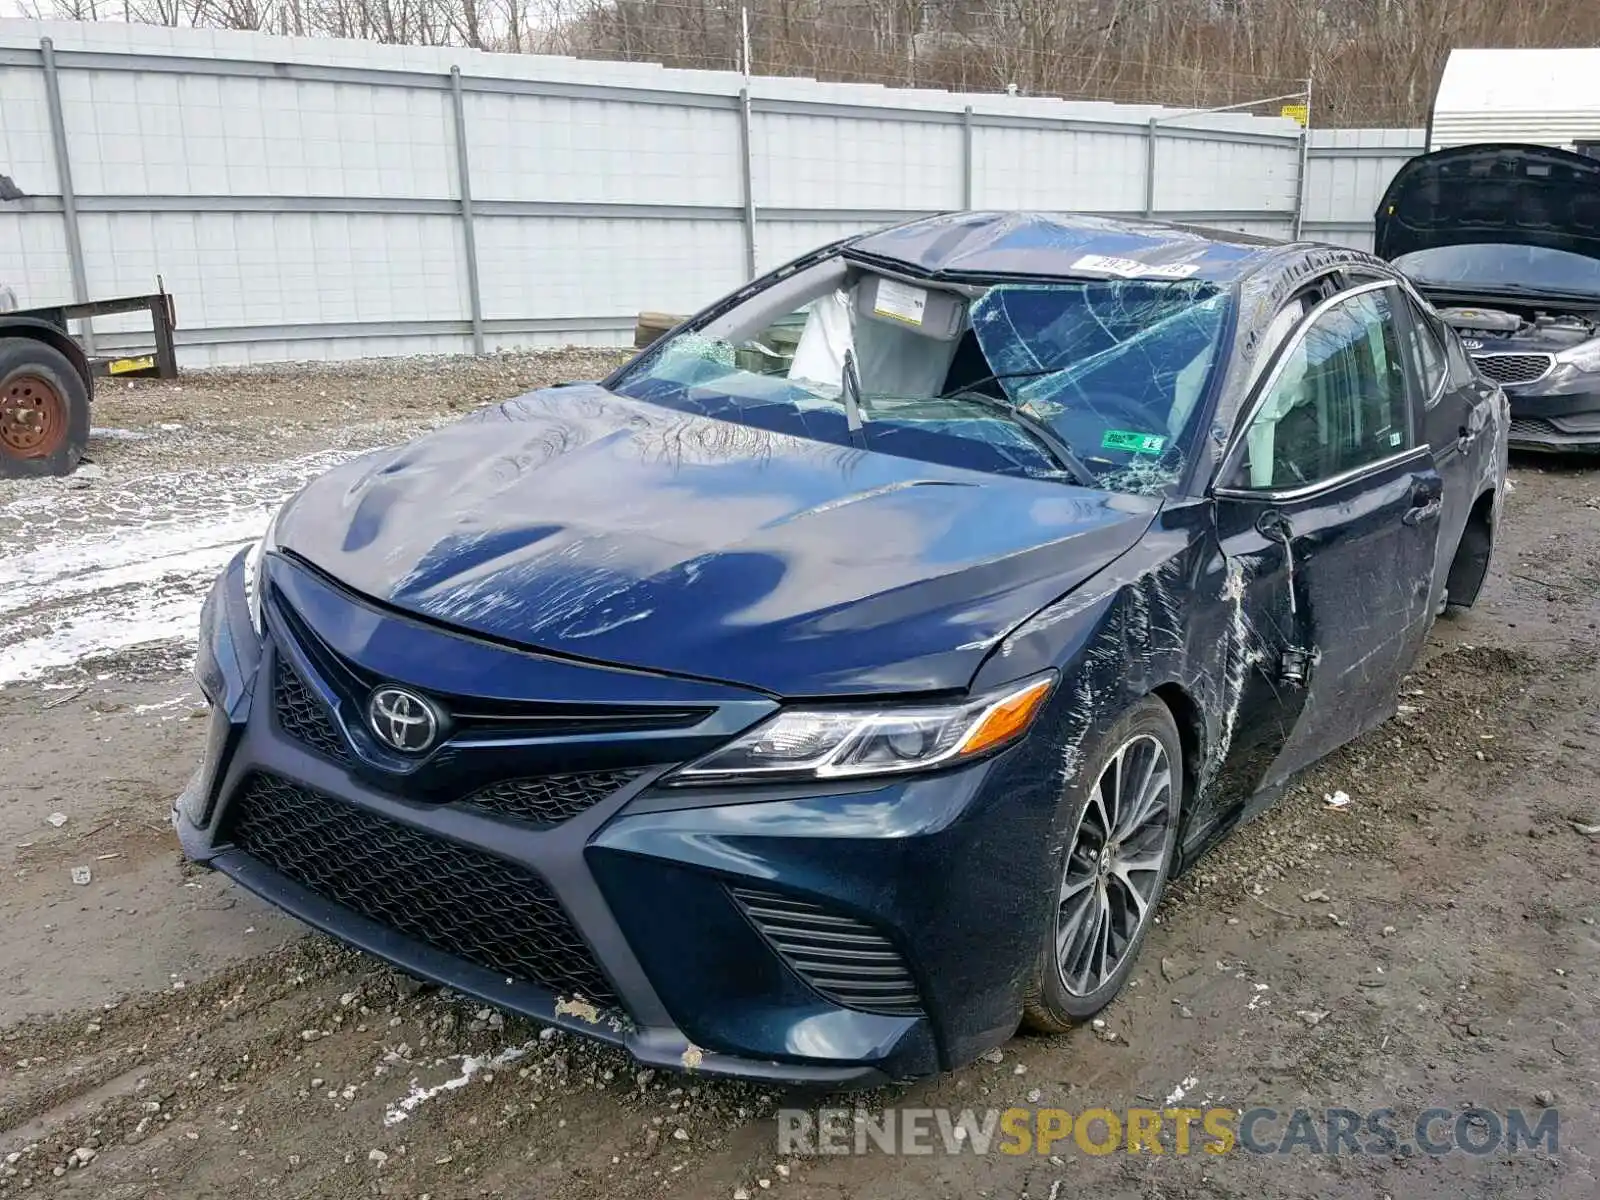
[{"left": 1, "top": 355, "right": 1598, "bottom": 1199}]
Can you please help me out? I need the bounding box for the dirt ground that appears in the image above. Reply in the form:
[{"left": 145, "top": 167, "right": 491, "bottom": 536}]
[{"left": 2, "top": 356, "right": 1598, "bottom": 1200}]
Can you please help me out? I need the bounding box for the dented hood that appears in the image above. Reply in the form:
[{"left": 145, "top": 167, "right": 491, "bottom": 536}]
[
  {"left": 274, "top": 385, "right": 1158, "bottom": 697},
  {"left": 1374, "top": 143, "right": 1600, "bottom": 263}
]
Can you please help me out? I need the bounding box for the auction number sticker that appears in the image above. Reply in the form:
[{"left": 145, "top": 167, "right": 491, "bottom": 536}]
[{"left": 1070, "top": 254, "right": 1199, "bottom": 279}]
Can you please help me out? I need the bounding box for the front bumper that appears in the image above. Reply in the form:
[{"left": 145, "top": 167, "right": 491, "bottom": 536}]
[
  {"left": 175, "top": 553, "right": 1065, "bottom": 1084},
  {"left": 1505, "top": 386, "right": 1600, "bottom": 452}
]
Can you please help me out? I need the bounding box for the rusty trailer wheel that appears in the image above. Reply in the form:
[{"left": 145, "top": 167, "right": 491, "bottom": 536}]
[
  {"left": 1, "top": 371, "right": 69, "bottom": 459},
  {"left": 0, "top": 337, "right": 91, "bottom": 478}
]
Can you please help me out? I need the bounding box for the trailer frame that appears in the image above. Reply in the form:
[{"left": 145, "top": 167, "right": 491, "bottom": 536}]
[{"left": 8, "top": 287, "right": 179, "bottom": 380}]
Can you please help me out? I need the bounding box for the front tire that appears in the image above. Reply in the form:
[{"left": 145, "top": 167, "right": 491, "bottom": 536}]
[{"left": 1021, "top": 696, "right": 1182, "bottom": 1032}]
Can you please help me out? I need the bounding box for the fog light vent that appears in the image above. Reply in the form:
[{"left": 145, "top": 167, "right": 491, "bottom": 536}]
[{"left": 730, "top": 886, "right": 923, "bottom": 1017}]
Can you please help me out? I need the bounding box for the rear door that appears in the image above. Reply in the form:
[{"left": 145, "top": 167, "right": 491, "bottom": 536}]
[
  {"left": 1213, "top": 280, "right": 1443, "bottom": 794},
  {"left": 1393, "top": 284, "right": 1499, "bottom": 611}
]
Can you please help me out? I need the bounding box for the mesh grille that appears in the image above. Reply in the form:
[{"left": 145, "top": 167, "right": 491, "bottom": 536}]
[
  {"left": 1510, "top": 417, "right": 1555, "bottom": 442},
  {"left": 731, "top": 886, "right": 922, "bottom": 1016},
  {"left": 459, "top": 771, "right": 643, "bottom": 826},
  {"left": 227, "top": 773, "right": 616, "bottom": 1006},
  {"left": 1472, "top": 353, "right": 1553, "bottom": 386},
  {"left": 273, "top": 656, "right": 350, "bottom": 765}
]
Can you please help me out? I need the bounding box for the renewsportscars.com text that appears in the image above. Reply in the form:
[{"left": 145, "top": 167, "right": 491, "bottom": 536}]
[{"left": 777, "top": 1105, "right": 1561, "bottom": 1158}]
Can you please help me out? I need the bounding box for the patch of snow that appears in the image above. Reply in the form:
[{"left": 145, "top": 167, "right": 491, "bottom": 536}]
[
  {"left": 0, "top": 594, "right": 206, "bottom": 686},
  {"left": 383, "top": 1041, "right": 536, "bottom": 1127},
  {"left": 132, "top": 692, "right": 196, "bottom": 716},
  {"left": 0, "top": 450, "right": 358, "bottom": 687},
  {"left": 1164, "top": 1075, "right": 1199, "bottom": 1106}
]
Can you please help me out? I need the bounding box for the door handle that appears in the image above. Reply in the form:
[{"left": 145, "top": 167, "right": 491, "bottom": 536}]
[{"left": 1403, "top": 497, "right": 1442, "bottom": 526}]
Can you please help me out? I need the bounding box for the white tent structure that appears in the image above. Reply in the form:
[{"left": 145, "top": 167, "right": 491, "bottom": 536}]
[{"left": 1431, "top": 48, "right": 1600, "bottom": 154}]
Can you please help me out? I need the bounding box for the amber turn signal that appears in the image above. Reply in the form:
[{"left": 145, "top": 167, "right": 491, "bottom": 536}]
[{"left": 956, "top": 676, "right": 1056, "bottom": 757}]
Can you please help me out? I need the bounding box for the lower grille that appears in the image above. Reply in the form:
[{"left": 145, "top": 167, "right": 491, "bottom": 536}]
[
  {"left": 273, "top": 655, "right": 350, "bottom": 765},
  {"left": 226, "top": 773, "right": 616, "bottom": 1006},
  {"left": 1472, "top": 352, "right": 1553, "bottom": 386},
  {"left": 1510, "top": 417, "right": 1556, "bottom": 441},
  {"left": 731, "top": 886, "right": 922, "bottom": 1017},
  {"left": 459, "top": 771, "right": 644, "bottom": 826}
]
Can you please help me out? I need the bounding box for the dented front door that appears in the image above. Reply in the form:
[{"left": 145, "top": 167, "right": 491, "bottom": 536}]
[
  {"left": 1251, "top": 451, "right": 1443, "bottom": 790},
  {"left": 1203, "top": 280, "right": 1444, "bottom": 803},
  {"left": 1195, "top": 500, "right": 1313, "bottom": 824}
]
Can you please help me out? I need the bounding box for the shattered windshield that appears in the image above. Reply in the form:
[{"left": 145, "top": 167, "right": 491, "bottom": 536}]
[{"left": 611, "top": 258, "right": 1229, "bottom": 496}]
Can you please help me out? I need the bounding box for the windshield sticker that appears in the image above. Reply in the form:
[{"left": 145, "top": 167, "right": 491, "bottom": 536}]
[
  {"left": 1070, "top": 254, "right": 1200, "bottom": 280},
  {"left": 873, "top": 278, "right": 929, "bottom": 326},
  {"left": 1102, "top": 429, "right": 1168, "bottom": 455}
]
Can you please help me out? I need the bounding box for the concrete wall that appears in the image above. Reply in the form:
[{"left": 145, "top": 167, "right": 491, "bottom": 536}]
[
  {"left": 0, "top": 20, "right": 1422, "bottom": 367},
  {"left": 1302, "top": 126, "right": 1427, "bottom": 248}
]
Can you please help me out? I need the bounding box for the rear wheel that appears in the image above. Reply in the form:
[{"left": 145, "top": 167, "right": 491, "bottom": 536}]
[
  {"left": 1022, "top": 696, "right": 1182, "bottom": 1032},
  {"left": 0, "top": 338, "right": 89, "bottom": 478}
]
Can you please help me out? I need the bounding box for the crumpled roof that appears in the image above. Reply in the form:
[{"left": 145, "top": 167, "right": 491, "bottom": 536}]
[{"left": 847, "top": 211, "right": 1286, "bottom": 283}]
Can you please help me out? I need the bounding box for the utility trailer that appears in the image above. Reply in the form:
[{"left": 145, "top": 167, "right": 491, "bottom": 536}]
[
  {"left": 1429, "top": 47, "right": 1600, "bottom": 154},
  {"left": 0, "top": 286, "right": 178, "bottom": 478}
]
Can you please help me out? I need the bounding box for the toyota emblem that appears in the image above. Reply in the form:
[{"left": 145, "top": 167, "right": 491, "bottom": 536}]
[{"left": 367, "top": 686, "right": 441, "bottom": 754}]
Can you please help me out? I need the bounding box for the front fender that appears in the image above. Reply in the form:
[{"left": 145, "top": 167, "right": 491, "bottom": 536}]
[{"left": 974, "top": 502, "right": 1224, "bottom": 841}]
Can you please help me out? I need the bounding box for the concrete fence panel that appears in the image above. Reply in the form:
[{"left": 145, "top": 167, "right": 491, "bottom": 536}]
[{"left": 0, "top": 19, "right": 1423, "bottom": 366}]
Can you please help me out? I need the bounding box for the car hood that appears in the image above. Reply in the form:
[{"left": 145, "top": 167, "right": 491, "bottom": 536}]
[
  {"left": 1374, "top": 142, "right": 1600, "bottom": 262},
  {"left": 274, "top": 384, "right": 1159, "bottom": 697}
]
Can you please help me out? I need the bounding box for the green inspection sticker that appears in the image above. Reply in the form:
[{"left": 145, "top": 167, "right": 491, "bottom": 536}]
[{"left": 1102, "top": 429, "right": 1167, "bottom": 455}]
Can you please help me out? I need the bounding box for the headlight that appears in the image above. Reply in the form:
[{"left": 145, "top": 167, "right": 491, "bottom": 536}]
[
  {"left": 668, "top": 673, "right": 1056, "bottom": 785},
  {"left": 1554, "top": 339, "right": 1600, "bottom": 373},
  {"left": 242, "top": 507, "right": 283, "bottom": 637}
]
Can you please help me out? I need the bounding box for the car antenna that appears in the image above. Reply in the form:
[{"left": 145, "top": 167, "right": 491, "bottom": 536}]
[{"left": 841, "top": 348, "right": 867, "bottom": 443}]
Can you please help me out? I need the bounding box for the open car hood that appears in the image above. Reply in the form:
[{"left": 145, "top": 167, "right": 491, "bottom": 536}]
[
  {"left": 1374, "top": 142, "right": 1600, "bottom": 262},
  {"left": 274, "top": 385, "right": 1159, "bottom": 697}
]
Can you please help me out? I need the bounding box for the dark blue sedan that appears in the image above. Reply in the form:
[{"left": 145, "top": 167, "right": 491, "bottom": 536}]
[{"left": 175, "top": 213, "right": 1508, "bottom": 1085}]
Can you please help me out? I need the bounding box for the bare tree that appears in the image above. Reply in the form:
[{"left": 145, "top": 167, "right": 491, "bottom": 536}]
[{"left": 17, "top": 0, "right": 1600, "bottom": 124}]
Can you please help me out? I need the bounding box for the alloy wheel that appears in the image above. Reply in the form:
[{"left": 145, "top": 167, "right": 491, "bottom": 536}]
[{"left": 1055, "top": 732, "right": 1173, "bottom": 996}]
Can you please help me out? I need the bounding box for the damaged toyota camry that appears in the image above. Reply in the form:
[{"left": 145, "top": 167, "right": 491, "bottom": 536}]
[
  {"left": 1376, "top": 142, "right": 1600, "bottom": 452},
  {"left": 176, "top": 213, "right": 1507, "bottom": 1085}
]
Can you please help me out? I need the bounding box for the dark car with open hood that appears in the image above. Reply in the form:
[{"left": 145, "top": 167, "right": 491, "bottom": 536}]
[
  {"left": 1376, "top": 142, "right": 1600, "bottom": 452},
  {"left": 175, "top": 212, "right": 1506, "bottom": 1085}
]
